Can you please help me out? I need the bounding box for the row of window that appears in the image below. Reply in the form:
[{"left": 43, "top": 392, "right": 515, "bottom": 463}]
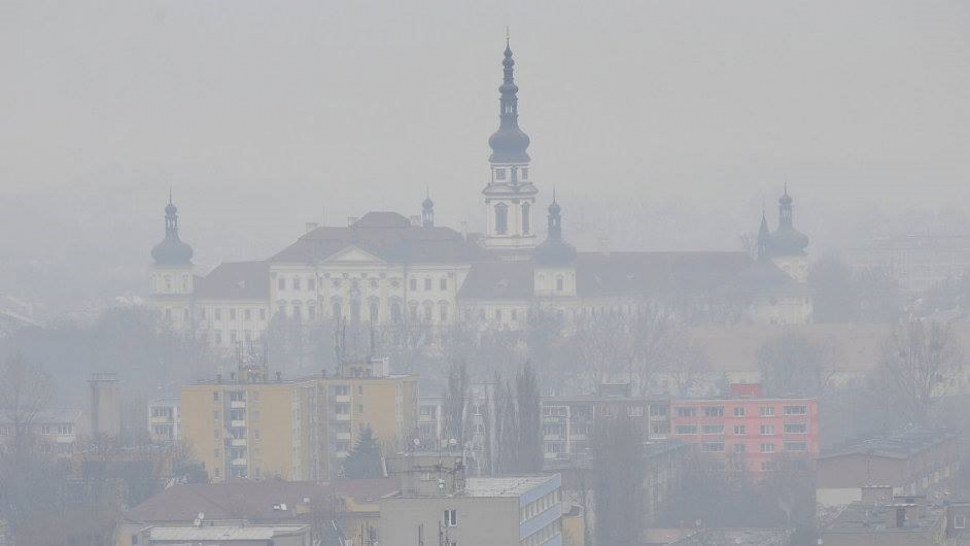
[
  {"left": 699, "top": 442, "right": 808, "bottom": 453},
  {"left": 213, "top": 329, "right": 265, "bottom": 346},
  {"left": 674, "top": 405, "right": 809, "bottom": 418},
  {"left": 520, "top": 489, "right": 561, "bottom": 523},
  {"left": 675, "top": 423, "right": 809, "bottom": 435},
  {"left": 521, "top": 520, "right": 561, "bottom": 546},
  {"left": 204, "top": 307, "right": 267, "bottom": 322},
  {"left": 494, "top": 167, "right": 529, "bottom": 181},
  {"left": 276, "top": 276, "right": 451, "bottom": 293}
]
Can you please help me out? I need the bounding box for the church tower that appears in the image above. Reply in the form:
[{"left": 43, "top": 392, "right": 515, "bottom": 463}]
[
  {"left": 482, "top": 36, "right": 538, "bottom": 254},
  {"left": 768, "top": 187, "right": 810, "bottom": 282},
  {"left": 150, "top": 194, "right": 195, "bottom": 327}
]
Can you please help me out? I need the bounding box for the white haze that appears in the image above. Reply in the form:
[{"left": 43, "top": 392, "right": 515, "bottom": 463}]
[{"left": 1, "top": 0, "right": 969, "bottom": 309}]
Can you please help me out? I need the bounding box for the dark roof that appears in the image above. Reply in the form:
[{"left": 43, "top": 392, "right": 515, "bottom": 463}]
[
  {"left": 820, "top": 429, "right": 955, "bottom": 460},
  {"left": 126, "top": 481, "right": 332, "bottom": 524},
  {"left": 575, "top": 251, "right": 753, "bottom": 298},
  {"left": 270, "top": 212, "right": 484, "bottom": 264},
  {"left": 332, "top": 477, "right": 399, "bottom": 504},
  {"left": 194, "top": 262, "right": 270, "bottom": 300},
  {"left": 458, "top": 260, "right": 535, "bottom": 299},
  {"left": 459, "top": 251, "right": 755, "bottom": 300}
]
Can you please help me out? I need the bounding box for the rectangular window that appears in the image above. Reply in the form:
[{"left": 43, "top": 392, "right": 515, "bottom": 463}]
[
  {"left": 440, "top": 278, "right": 447, "bottom": 290},
  {"left": 702, "top": 424, "right": 724, "bottom": 434},
  {"left": 628, "top": 406, "right": 644, "bottom": 417},
  {"left": 675, "top": 425, "right": 697, "bottom": 435},
  {"left": 244, "top": 308, "right": 251, "bottom": 320},
  {"left": 214, "top": 430, "right": 220, "bottom": 439},
  {"left": 409, "top": 278, "right": 417, "bottom": 291},
  {"left": 675, "top": 407, "right": 696, "bottom": 418},
  {"left": 358, "top": 385, "right": 363, "bottom": 395},
  {"left": 650, "top": 406, "right": 668, "bottom": 417},
  {"left": 784, "top": 423, "right": 808, "bottom": 434},
  {"left": 215, "top": 308, "right": 222, "bottom": 321},
  {"left": 293, "top": 278, "right": 301, "bottom": 290},
  {"left": 278, "top": 278, "right": 285, "bottom": 291},
  {"left": 760, "top": 443, "right": 775, "bottom": 453},
  {"left": 495, "top": 168, "right": 506, "bottom": 180},
  {"left": 955, "top": 515, "right": 967, "bottom": 529},
  {"left": 260, "top": 309, "right": 266, "bottom": 320},
  {"left": 213, "top": 410, "right": 220, "bottom": 421},
  {"left": 357, "top": 404, "right": 364, "bottom": 414},
  {"left": 308, "top": 278, "right": 316, "bottom": 291},
  {"left": 733, "top": 406, "right": 745, "bottom": 417},
  {"left": 213, "top": 392, "right": 220, "bottom": 402},
  {"left": 229, "top": 309, "right": 236, "bottom": 320},
  {"left": 784, "top": 441, "right": 808, "bottom": 452},
  {"left": 761, "top": 461, "right": 775, "bottom": 472},
  {"left": 783, "top": 405, "right": 808, "bottom": 415},
  {"left": 759, "top": 406, "right": 775, "bottom": 417},
  {"left": 734, "top": 425, "right": 745, "bottom": 435},
  {"left": 734, "top": 443, "right": 746, "bottom": 453},
  {"left": 651, "top": 423, "right": 670, "bottom": 435},
  {"left": 424, "top": 278, "right": 432, "bottom": 290},
  {"left": 333, "top": 385, "right": 349, "bottom": 396},
  {"left": 760, "top": 425, "right": 775, "bottom": 436},
  {"left": 703, "top": 406, "right": 724, "bottom": 417},
  {"left": 702, "top": 442, "right": 725, "bottom": 452}
]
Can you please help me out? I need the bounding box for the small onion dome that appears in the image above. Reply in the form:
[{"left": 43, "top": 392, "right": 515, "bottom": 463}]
[
  {"left": 534, "top": 239, "right": 577, "bottom": 266},
  {"left": 769, "top": 227, "right": 809, "bottom": 257},
  {"left": 779, "top": 192, "right": 793, "bottom": 206},
  {"left": 422, "top": 196, "right": 434, "bottom": 211},
  {"left": 152, "top": 235, "right": 193, "bottom": 265},
  {"left": 488, "top": 128, "right": 531, "bottom": 164},
  {"left": 548, "top": 199, "right": 561, "bottom": 216}
]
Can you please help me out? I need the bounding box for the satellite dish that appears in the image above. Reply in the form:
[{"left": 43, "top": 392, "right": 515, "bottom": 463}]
[{"left": 413, "top": 438, "right": 420, "bottom": 446}]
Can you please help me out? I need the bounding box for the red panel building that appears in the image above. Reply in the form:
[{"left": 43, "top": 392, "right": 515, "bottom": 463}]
[{"left": 668, "top": 384, "right": 819, "bottom": 475}]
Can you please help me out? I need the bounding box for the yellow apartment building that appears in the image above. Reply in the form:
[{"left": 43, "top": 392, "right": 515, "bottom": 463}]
[{"left": 181, "top": 359, "right": 418, "bottom": 482}]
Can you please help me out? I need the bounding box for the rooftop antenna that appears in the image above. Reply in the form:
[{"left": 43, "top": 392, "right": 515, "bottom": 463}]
[
  {"left": 505, "top": 25, "right": 510, "bottom": 46},
  {"left": 169, "top": 186, "right": 173, "bottom": 204}
]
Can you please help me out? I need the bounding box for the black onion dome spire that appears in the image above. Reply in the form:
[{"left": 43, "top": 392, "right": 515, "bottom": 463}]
[
  {"left": 534, "top": 191, "right": 576, "bottom": 265},
  {"left": 488, "top": 36, "right": 531, "bottom": 164},
  {"left": 757, "top": 211, "right": 771, "bottom": 260},
  {"left": 152, "top": 195, "right": 194, "bottom": 265},
  {"left": 769, "top": 186, "right": 809, "bottom": 257}
]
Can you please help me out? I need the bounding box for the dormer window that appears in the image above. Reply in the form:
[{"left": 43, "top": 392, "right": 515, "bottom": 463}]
[{"left": 495, "top": 168, "right": 506, "bottom": 181}]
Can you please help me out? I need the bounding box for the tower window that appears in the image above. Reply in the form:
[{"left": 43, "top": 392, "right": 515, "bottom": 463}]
[
  {"left": 495, "top": 168, "right": 506, "bottom": 181},
  {"left": 495, "top": 204, "right": 508, "bottom": 235},
  {"left": 556, "top": 276, "right": 564, "bottom": 292},
  {"left": 522, "top": 203, "right": 531, "bottom": 234}
]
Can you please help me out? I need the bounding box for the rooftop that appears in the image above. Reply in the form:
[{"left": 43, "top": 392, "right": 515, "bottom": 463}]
[
  {"left": 825, "top": 502, "right": 945, "bottom": 534},
  {"left": 126, "top": 481, "right": 332, "bottom": 523},
  {"left": 820, "top": 429, "right": 955, "bottom": 460},
  {"left": 148, "top": 524, "right": 308, "bottom": 541},
  {"left": 464, "top": 476, "right": 555, "bottom": 498}
]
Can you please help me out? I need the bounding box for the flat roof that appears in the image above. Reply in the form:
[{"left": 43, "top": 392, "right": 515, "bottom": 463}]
[
  {"left": 149, "top": 525, "right": 307, "bottom": 541},
  {"left": 820, "top": 429, "right": 954, "bottom": 460},
  {"left": 825, "top": 502, "right": 945, "bottom": 534},
  {"left": 464, "top": 476, "right": 555, "bottom": 498}
]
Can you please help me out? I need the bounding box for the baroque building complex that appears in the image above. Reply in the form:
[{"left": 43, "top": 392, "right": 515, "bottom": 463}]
[{"left": 149, "top": 40, "right": 813, "bottom": 350}]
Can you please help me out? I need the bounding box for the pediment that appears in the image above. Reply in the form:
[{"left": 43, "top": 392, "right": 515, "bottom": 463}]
[{"left": 324, "top": 245, "right": 385, "bottom": 264}]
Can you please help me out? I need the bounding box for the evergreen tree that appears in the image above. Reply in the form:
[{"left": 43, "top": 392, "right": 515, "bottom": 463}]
[{"left": 343, "top": 425, "right": 383, "bottom": 479}]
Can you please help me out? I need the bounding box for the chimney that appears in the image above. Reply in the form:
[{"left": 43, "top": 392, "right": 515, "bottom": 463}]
[
  {"left": 347, "top": 216, "right": 359, "bottom": 227},
  {"left": 305, "top": 222, "right": 319, "bottom": 234}
]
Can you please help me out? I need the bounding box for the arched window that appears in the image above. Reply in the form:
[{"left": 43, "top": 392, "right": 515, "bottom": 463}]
[
  {"left": 439, "top": 302, "right": 449, "bottom": 323},
  {"left": 181, "top": 274, "right": 190, "bottom": 292},
  {"left": 391, "top": 301, "right": 402, "bottom": 323},
  {"left": 409, "top": 302, "right": 419, "bottom": 322},
  {"left": 292, "top": 301, "right": 302, "bottom": 321},
  {"left": 164, "top": 275, "right": 172, "bottom": 292},
  {"left": 332, "top": 302, "right": 342, "bottom": 322},
  {"left": 494, "top": 203, "right": 508, "bottom": 235},
  {"left": 369, "top": 300, "right": 380, "bottom": 323},
  {"left": 521, "top": 203, "right": 531, "bottom": 234},
  {"left": 307, "top": 302, "right": 316, "bottom": 321},
  {"left": 423, "top": 302, "right": 433, "bottom": 323},
  {"left": 556, "top": 276, "right": 564, "bottom": 292}
]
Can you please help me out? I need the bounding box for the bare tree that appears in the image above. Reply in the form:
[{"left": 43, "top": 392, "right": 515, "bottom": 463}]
[
  {"left": 878, "top": 319, "right": 964, "bottom": 428},
  {"left": 0, "top": 352, "right": 53, "bottom": 460},
  {"left": 443, "top": 359, "right": 468, "bottom": 444},
  {"left": 758, "top": 330, "right": 836, "bottom": 397},
  {"left": 515, "top": 361, "right": 542, "bottom": 473},
  {"left": 593, "top": 413, "right": 643, "bottom": 546}
]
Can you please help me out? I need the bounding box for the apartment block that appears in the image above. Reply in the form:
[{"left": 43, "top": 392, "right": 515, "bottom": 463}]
[
  {"left": 668, "top": 384, "right": 819, "bottom": 475},
  {"left": 540, "top": 382, "right": 667, "bottom": 465},
  {"left": 148, "top": 399, "right": 180, "bottom": 444},
  {"left": 381, "top": 453, "right": 562, "bottom": 546},
  {"left": 180, "top": 358, "right": 417, "bottom": 481}
]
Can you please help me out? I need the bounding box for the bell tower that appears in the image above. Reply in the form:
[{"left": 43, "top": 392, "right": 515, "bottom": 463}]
[{"left": 482, "top": 34, "right": 538, "bottom": 254}]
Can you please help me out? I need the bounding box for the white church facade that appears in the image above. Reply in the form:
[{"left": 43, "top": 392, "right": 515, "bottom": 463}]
[{"left": 148, "top": 40, "right": 813, "bottom": 350}]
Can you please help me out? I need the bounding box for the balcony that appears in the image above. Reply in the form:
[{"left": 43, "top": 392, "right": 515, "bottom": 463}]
[
  {"left": 333, "top": 413, "right": 351, "bottom": 422},
  {"left": 230, "top": 458, "right": 248, "bottom": 466},
  {"left": 230, "top": 401, "right": 246, "bottom": 409},
  {"left": 231, "top": 438, "right": 247, "bottom": 447},
  {"left": 230, "top": 420, "right": 247, "bottom": 428},
  {"left": 335, "top": 432, "right": 351, "bottom": 441},
  {"left": 335, "top": 395, "right": 351, "bottom": 403}
]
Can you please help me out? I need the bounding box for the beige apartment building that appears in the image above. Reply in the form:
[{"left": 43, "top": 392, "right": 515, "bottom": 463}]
[{"left": 181, "top": 359, "right": 418, "bottom": 481}]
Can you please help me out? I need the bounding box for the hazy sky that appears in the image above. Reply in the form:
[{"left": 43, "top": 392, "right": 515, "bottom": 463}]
[{"left": 2, "top": 0, "right": 970, "bottom": 304}]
